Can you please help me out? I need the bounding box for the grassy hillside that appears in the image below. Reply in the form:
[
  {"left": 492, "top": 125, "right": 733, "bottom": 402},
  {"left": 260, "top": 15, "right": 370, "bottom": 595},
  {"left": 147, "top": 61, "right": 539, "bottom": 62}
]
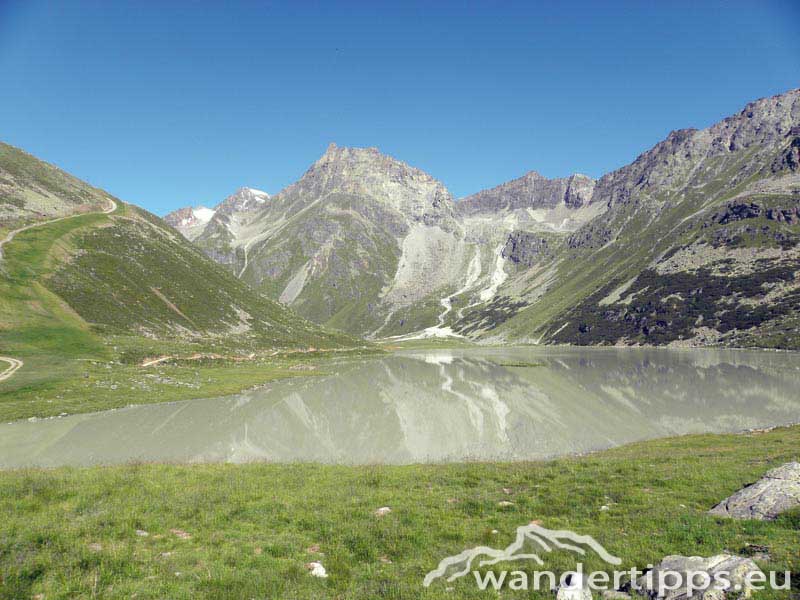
[
  {"left": 1, "top": 426, "right": 797, "bottom": 599},
  {"left": 0, "top": 143, "right": 112, "bottom": 234},
  {"left": 0, "top": 144, "right": 364, "bottom": 419},
  {"left": 46, "top": 204, "right": 351, "bottom": 349}
]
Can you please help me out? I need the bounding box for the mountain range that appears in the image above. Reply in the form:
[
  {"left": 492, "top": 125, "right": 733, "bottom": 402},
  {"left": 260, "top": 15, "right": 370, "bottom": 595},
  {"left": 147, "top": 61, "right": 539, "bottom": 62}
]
[{"left": 165, "top": 89, "right": 800, "bottom": 349}]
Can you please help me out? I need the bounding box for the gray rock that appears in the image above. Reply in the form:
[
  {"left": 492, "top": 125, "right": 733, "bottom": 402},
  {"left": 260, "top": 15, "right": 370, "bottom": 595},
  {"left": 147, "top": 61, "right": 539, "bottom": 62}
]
[
  {"left": 602, "top": 591, "right": 632, "bottom": 600},
  {"left": 709, "top": 462, "right": 800, "bottom": 520},
  {"left": 458, "top": 170, "right": 597, "bottom": 216},
  {"left": 633, "top": 554, "right": 762, "bottom": 599},
  {"left": 502, "top": 231, "right": 552, "bottom": 266}
]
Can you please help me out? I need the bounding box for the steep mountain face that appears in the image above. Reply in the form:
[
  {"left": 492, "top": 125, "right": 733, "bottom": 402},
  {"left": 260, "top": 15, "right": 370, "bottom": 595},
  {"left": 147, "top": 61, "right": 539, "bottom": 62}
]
[
  {"left": 0, "top": 144, "right": 355, "bottom": 364},
  {"left": 170, "top": 89, "right": 800, "bottom": 349},
  {"left": 484, "top": 88, "right": 800, "bottom": 349},
  {"left": 164, "top": 187, "right": 269, "bottom": 244},
  {"left": 175, "top": 144, "right": 467, "bottom": 334},
  {"left": 175, "top": 145, "right": 602, "bottom": 337}
]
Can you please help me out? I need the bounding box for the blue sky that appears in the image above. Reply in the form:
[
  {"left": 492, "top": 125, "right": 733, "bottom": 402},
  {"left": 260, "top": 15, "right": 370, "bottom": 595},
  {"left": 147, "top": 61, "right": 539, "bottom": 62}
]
[{"left": 1, "top": 1, "right": 798, "bottom": 215}]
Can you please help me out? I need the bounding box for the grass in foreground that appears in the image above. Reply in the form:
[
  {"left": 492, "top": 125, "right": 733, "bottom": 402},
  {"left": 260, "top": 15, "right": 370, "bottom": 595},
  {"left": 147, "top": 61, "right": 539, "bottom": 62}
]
[{"left": 1, "top": 427, "right": 798, "bottom": 599}]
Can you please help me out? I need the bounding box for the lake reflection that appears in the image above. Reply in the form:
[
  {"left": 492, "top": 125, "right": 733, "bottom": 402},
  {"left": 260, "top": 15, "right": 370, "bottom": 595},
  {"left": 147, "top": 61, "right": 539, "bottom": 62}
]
[{"left": 1, "top": 347, "right": 798, "bottom": 467}]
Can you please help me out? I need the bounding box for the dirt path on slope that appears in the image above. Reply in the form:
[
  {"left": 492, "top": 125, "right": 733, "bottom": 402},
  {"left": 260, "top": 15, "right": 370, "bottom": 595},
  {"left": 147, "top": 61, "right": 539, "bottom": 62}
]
[
  {"left": 0, "top": 356, "right": 23, "bottom": 382},
  {"left": 0, "top": 199, "right": 117, "bottom": 383},
  {"left": 0, "top": 199, "right": 117, "bottom": 260}
]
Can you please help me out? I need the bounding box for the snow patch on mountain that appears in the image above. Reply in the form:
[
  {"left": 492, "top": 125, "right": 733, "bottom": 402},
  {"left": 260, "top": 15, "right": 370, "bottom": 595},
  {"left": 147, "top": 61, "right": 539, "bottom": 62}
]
[{"left": 193, "top": 206, "right": 216, "bottom": 223}]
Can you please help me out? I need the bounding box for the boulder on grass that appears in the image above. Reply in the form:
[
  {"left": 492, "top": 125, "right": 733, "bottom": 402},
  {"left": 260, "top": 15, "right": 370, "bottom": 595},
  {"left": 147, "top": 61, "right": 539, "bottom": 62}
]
[
  {"left": 709, "top": 462, "right": 800, "bottom": 520},
  {"left": 633, "top": 554, "right": 762, "bottom": 600}
]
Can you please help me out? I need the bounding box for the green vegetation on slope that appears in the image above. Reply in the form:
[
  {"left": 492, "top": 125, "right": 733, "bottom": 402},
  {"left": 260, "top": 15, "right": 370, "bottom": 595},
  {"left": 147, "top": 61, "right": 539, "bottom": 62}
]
[
  {"left": 47, "top": 204, "right": 350, "bottom": 348},
  {"left": 1, "top": 426, "right": 797, "bottom": 599},
  {"left": 0, "top": 178, "right": 363, "bottom": 419}
]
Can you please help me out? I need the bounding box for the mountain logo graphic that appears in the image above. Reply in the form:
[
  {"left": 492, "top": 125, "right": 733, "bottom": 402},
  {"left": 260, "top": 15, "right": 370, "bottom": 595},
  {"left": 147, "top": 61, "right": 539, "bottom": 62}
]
[{"left": 423, "top": 523, "right": 622, "bottom": 587}]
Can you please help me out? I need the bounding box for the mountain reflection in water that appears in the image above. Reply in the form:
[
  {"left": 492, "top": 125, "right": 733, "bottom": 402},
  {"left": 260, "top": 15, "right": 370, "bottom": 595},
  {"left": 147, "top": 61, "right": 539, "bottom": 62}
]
[{"left": 1, "top": 347, "right": 798, "bottom": 467}]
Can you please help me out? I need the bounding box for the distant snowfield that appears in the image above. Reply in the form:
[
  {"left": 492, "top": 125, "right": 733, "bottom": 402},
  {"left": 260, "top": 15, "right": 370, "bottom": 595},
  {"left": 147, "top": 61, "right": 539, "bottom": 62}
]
[{"left": 192, "top": 206, "right": 216, "bottom": 222}]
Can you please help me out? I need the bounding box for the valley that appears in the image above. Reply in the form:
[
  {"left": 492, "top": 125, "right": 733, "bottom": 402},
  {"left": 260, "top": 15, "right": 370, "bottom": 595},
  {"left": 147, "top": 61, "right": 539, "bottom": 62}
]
[
  {"left": 167, "top": 90, "right": 800, "bottom": 349},
  {"left": 1, "top": 90, "right": 798, "bottom": 421},
  {"left": 1, "top": 89, "right": 798, "bottom": 600},
  {"left": 2, "top": 4, "right": 799, "bottom": 599}
]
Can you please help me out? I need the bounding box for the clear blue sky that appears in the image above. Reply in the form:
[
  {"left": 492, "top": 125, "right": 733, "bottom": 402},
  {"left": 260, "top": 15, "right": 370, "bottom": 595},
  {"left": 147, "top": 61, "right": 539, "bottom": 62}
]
[{"left": 1, "top": 1, "right": 798, "bottom": 215}]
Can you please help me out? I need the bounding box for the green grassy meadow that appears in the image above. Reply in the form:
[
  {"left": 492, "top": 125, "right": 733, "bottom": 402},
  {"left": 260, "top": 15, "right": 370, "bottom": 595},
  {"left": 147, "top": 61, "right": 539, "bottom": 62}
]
[{"left": 1, "top": 426, "right": 798, "bottom": 599}]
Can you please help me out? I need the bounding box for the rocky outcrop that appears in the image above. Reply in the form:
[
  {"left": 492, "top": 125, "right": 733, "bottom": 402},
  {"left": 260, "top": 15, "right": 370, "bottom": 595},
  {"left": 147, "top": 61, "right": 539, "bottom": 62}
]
[
  {"left": 704, "top": 201, "right": 800, "bottom": 227},
  {"left": 502, "top": 231, "right": 551, "bottom": 266},
  {"left": 772, "top": 135, "right": 800, "bottom": 173},
  {"left": 632, "top": 554, "right": 763, "bottom": 600},
  {"left": 709, "top": 462, "right": 800, "bottom": 520},
  {"left": 766, "top": 206, "right": 800, "bottom": 224},
  {"left": 458, "top": 171, "right": 596, "bottom": 216},
  {"left": 709, "top": 202, "right": 762, "bottom": 225},
  {"left": 564, "top": 174, "right": 597, "bottom": 208}
]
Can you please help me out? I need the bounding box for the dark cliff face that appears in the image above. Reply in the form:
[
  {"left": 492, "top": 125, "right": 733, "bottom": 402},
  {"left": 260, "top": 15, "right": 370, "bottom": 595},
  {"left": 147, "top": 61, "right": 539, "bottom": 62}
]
[
  {"left": 457, "top": 171, "right": 596, "bottom": 216},
  {"left": 501, "top": 231, "right": 552, "bottom": 267}
]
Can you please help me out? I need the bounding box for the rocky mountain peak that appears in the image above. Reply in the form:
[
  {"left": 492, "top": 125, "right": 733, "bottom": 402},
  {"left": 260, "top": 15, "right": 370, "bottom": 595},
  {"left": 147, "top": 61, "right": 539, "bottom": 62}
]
[
  {"left": 282, "top": 143, "right": 453, "bottom": 218},
  {"left": 215, "top": 186, "right": 270, "bottom": 216},
  {"left": 313, "top": 143, "right": 435, "bottom": 179},
  {"left": 164, "top": 186, "right": 270, "bottom": 240},
  {"left": 163, "top": 205, "right": 217, "bottom": 241},
  {"left": 164, "top": 206, "right": 215, "bottom": 227},
  {"left": 564, "top": 174, "right": 597, "bottom": 208}
]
